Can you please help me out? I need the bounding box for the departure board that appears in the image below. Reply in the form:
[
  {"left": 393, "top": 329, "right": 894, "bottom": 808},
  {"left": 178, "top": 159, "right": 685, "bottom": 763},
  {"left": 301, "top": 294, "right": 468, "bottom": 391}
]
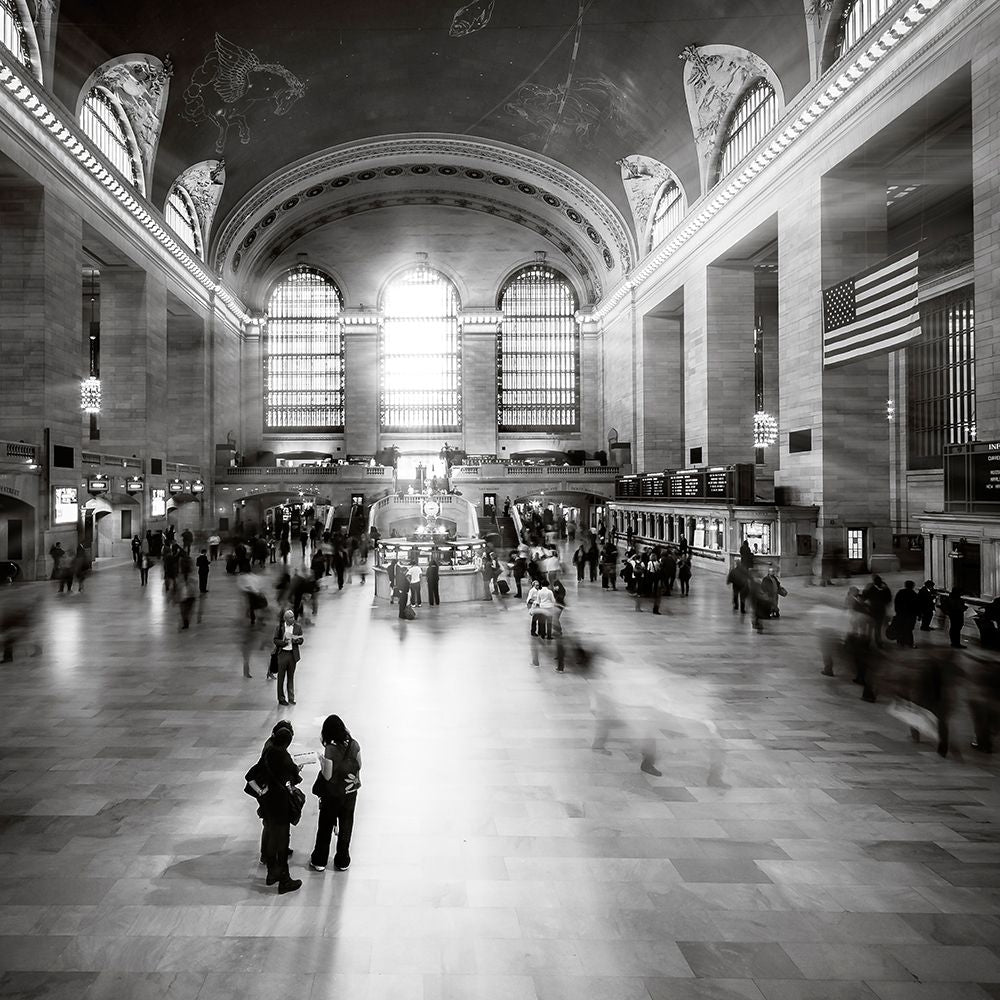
[{"left": 616, "top": 465, "right": 755, "bottom": 504}]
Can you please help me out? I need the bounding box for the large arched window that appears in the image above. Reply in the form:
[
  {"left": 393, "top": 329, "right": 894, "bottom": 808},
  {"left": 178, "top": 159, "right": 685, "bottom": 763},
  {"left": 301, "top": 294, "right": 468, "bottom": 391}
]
[
  {"left": 165, "top": 185, "right": 203, "bottom": 258},
  {"left": 1, "top": 0, "right": 31, "bottom": 72},
  {"left": 265, "top": 267, "right": 344, "bottom": 432},
  {"left": 497, "top": 265, "right": 579, "bottom": 431},
  {"left": 717, "top": 79, "right": 779, "bottom": 184},
  {"left": 836, "top": 0, "right": 898, "bottom": 58},
  {"left": 649, "top": 180, "right": 685, "bottom": 250},
  {"left": 80, "top": 88, "right": 144, "bottom": 190},
  {"left": 380, "top": 267, "right": 461, "bottom": 431}
]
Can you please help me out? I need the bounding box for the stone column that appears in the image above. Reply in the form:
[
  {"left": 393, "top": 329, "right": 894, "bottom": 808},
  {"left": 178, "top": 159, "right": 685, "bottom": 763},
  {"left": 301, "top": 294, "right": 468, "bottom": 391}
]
[
  {"left": 239, "top": 317, "right": 263, "bottom": 462},
  {"left": 636, "top": 314, "right": 683, "bottom": 472},
  {"left": 166, "top": 308, "right": 209, "bottom": 467},
  {"left": 579, "top": 308, "right": 602, "bottom": 458},
  {"left": 972, "top": 50, "right": 1000, "bottom": 438},
  {"left": 342, "top": 310, "right": 380, "bottom": 458},
  {"left": 460, "top": 310, "right": 500, "bottom": 456},
  {"left": 0, "top": 184, "right": 82, "bottom": 447},
  {"left": 776, "top": 168, "right": 889, "bottom": 575},
  {"left": 99, "top": 268, "right": 168, "bottom": 463}
]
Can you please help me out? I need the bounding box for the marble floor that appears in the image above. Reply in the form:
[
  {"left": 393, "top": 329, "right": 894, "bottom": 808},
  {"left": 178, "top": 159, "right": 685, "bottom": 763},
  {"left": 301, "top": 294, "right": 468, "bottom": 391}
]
[{"left": 1, "top": 553, "right": 999, "bottom": 1000}]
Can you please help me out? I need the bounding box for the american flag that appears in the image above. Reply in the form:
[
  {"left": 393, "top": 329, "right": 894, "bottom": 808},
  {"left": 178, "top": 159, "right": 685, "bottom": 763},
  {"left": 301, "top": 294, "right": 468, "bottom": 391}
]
[{"left": 822, "top": 250, "right": 920, "bottom": 368}]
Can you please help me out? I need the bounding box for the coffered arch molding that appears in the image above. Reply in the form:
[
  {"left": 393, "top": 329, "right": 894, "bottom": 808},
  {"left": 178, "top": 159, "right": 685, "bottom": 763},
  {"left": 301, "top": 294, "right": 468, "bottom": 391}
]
[{"left": 213, "top": 134, "right": 637, "bottom": 297}]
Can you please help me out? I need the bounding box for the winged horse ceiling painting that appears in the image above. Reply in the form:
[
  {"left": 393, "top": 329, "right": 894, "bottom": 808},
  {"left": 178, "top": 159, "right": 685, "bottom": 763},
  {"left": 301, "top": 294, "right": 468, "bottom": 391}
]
[{"left": 182, "top": 33, "right": 306, "bottom": 153}]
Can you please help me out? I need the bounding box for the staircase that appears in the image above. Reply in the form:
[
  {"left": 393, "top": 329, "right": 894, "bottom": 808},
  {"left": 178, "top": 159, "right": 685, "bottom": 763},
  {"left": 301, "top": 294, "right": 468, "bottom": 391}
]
[{"left": 495, "top": 514, "right": 520, "bottom": 550}]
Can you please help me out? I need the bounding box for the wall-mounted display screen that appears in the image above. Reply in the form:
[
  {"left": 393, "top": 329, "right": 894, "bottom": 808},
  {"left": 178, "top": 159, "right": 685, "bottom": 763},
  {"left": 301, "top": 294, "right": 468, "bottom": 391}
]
[
  {"left": 151, "top": 488, "right": 166, "bottom": 517},
  {"left": 54, "top": 487, "right": 78, "bottom": 524}
]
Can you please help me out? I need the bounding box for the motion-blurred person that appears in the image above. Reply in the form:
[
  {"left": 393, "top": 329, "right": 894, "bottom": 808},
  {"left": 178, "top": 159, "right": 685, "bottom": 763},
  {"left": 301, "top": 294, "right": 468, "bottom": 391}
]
[
  {"left": 726, "top": 562, "right": 750, "bottom": 614},
  {"left": 892, "top": 580, "right": 919, "bottom": 648},
  {"left": 0, "top": 582, "right": 42, "bottom": 662},
  {"left": 196, "top": 549, "right": 210, "bottom": 593},
  {"left": 49, "top": 541, "right": 64, "bottom": 580},
  {"left": 175, "top": 573, "right": 196, "bottom": 630},
  {"left": 941, "top": 587, "right": 968, "bottom": 649},
  {"left": 907, "top": 647, "right": 963, "bottom": 757},
  {"left": 571, "top": 544, "right": 586, "bottom": 583},
  {"left": 600, "top": 541, "right": 618, "bottom": 590},
  {"left": 479, "top": 552, "right": 495, "bottom": 601},
  {"left": 407, "top": 560, "right": 423, "bottom": 607},
  {"left": 813, "top": 602, "right": 844, "bottom": 676},
  {"left": 549, "top": 573, "right": 566, "bottom": 636},
  {"left": 526, "top": 577, "right": 555, "bottom": 641},
  {"left": 138, "top": 551, "right": 151, "bottom": 588},
  {"left": 309, "top": 714, "right": 362, "bottom": 873},
  {"left": 130, "top": 534, "right": 141, "bottom": 566},
  {"left": 237, "top": 569, "right": 269, "bottom": 625},
  {"left": 162, "top": 545, "right": 179, "bottom": 594},
  {"left": 862, "top": 574, "right": 893, "bottom": 647},
  {"left": 677, "top": 554, "right": 693, "bottom": 597},
  {"left": 968, "top": 649, "right": 1000, "bottom": 754},
  {"left": 511, "top": 550, "right": 527, "bottom": 598},
  {"left": 208, "top": 532, "right": 221, "bottom": 561},
  {"left": 917, "top": 579, "right": 937, "bottom": 631},
  {"left": 759, "top": 566, "right": 785, "bottom": 617}
]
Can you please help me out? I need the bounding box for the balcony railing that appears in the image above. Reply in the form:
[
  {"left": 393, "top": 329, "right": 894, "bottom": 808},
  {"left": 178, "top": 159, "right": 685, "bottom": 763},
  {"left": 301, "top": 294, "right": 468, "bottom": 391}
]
[
  {"left": 82, "top": 451, "right": 145, "bottom": 470},
  {"left": 2, "top": 440, "right": 39, "bottom": 464},
  {"left": 450, "top": 464, "right": 620, "bottom": 481},
  {"left": 220, "top": 465, "right": 392, "bottom": 481}
]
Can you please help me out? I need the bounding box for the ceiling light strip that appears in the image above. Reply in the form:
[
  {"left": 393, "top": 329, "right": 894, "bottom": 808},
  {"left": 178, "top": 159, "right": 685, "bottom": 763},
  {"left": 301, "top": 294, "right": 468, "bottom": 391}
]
[
  {"left": 596, "top": 0, "right": 947, "bottom": 321},
  {"left": 0, "top": 54, "right": 249, "bottom": 328}
]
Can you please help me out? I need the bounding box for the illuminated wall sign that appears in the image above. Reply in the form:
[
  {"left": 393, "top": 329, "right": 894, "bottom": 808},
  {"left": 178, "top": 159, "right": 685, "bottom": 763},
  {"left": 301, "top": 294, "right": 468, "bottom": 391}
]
[
  {"left": 87, "top": 476, "right": 110, "bottom": 495},
  {"left": 54, "top": 487, "right": 79, "bottom": 524},
  {"left": 191, "top": 480, "right": 205, "bottom": 495},
  {"left": 168, "top": 479, "right": 185, "bottom": 494},
  {"left": 125, "top": 477, "right": 144, "bottom": 494},
  {"left": 151, "top": 488, "right": 167, "bottom": 517}
]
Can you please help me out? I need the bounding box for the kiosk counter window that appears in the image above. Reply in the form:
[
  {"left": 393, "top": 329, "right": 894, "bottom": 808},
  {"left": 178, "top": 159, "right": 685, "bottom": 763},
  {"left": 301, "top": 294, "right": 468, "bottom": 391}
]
[{"left": 741, "top": 520, "right": 773, "bottom": 557}]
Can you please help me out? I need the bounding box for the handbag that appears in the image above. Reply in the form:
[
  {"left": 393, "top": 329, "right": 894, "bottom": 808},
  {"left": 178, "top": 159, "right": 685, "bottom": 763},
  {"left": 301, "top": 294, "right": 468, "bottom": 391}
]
[
  {"left": 885, "top": 617, "right": 898, "bottom": 641},
  {"left": 287, "top": 785, "right": 306, "bottom": 826}
]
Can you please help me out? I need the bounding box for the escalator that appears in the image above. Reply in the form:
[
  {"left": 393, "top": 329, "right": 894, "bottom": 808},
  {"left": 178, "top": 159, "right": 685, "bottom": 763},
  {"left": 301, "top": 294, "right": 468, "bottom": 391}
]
[{"left": 495, "top": 514, "right": 520, "bottom": 551}]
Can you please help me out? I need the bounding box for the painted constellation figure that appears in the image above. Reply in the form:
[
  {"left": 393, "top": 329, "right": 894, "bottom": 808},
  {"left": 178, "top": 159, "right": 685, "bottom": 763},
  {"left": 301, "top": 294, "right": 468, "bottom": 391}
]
[
  {"left": 449, "top": 0, "right": 495, "bottom": 36},
  {"left": 505, "top": 76, "right": 625, "bottom": 145},
  {"left": 182, "top": 33, "right": 305, "bottom": 153}
]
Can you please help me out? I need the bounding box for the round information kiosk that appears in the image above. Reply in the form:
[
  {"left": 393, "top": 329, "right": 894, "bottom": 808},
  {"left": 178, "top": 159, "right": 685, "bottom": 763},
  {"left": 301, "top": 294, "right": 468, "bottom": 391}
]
[{"left": 370, "top": 493, "right": 488, "bottom": 603}]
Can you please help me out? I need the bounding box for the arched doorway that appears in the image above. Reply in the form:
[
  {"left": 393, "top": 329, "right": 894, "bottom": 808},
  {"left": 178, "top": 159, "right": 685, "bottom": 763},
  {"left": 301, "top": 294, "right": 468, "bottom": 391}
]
[{"left": 0, "top": 494, "right": 36, "bottom": 579}]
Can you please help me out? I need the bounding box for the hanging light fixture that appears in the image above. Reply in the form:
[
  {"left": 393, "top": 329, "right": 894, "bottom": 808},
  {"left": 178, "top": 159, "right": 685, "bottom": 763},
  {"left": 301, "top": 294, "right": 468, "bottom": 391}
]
[
  {"left": 80, "top": 375, "right": 102, "bottom": 412},
  {"left": 753, "top": 410, "right": 778, "bottom": 448}
]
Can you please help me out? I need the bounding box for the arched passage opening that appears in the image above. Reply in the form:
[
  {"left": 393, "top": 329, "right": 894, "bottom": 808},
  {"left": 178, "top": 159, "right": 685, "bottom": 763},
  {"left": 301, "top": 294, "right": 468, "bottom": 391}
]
[{"left": 0, "top": 494, "right": 36, "bottom": 580}]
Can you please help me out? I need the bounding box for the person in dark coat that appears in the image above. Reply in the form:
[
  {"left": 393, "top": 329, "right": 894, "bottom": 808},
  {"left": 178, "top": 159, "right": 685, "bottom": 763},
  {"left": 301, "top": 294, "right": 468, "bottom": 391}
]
[
  {"left": 426, "top": 557, "right": 440, "bottom": 606},
  {"left": 272, "top": 609, "right": 304, "bottom": 705},
  {"left": 196, "top": 549, "right": 210, "bottom": 593},
  {"left": 511, "top": 551, "right": 527, "bottom": 598},
  {"left": 310, "top": 715, "right": 362, "bottom": 873},
  {"left": 49, "top": 542, "right": 65, "bottom": 580},
  {"left": 727, "top": 563, "right": 750, "bottom": 614},
  {"left": 916, "top": 580, "right": 937, "bottom": 631},
  {"left": 892, "top": 580, "right": 919, "bottom": 648},
  {"left": 739, "top": 539, "right": 755, "bottom": 570},
  {"left": 862, "top": 575, "right": 893, "bottom": 646},
  {"left": 968, "top": 650, "right": 1000, "bottom": 754},
  {"left": 940, "top": 587, "right": 968, "bottom": 649},
  {"left": 662, "top": 551, "right": 677, "bottom": 596},
  {"left": 677, "top": 555, "right": 692, "bottom": 597},
  {"left": 256, "top": 726, "right": 303, "bottom": 893},
  {"left": 908, "top": 648, "right": 962, "bottom": 757}
]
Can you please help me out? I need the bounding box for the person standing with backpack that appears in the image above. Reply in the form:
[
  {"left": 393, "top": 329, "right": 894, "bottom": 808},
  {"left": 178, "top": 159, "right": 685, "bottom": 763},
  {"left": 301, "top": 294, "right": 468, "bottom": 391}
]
[{"left": 309, "top": 715, "right": 362, "bottom": 873}]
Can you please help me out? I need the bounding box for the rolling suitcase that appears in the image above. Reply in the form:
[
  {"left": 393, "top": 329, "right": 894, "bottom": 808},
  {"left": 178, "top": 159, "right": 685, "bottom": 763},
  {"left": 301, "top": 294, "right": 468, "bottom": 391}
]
[{"left": 497, "top": 579, "right": 510, "bottom": 595}]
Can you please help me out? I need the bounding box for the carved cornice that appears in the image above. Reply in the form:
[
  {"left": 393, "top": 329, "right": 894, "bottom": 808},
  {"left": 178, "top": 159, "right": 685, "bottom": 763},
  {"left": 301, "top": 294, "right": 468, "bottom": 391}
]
[
  {"left": 233, "top": 187, "right": 604, "bottom": 302},
  {"left": 213, "top": 135, "right": 635, "bottom": 280}
]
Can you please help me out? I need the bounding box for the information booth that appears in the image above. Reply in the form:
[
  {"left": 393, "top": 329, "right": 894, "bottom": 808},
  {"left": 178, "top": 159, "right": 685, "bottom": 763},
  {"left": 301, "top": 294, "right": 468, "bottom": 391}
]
[
  {"left": 917, "top": 441, "right": 1000, "bottom": 598},
  {"left": 371, "top": 493, "right": 489, "bottom": 602},
  {"left": 610, "top": 466, "right": 819, "bottom": 577}
]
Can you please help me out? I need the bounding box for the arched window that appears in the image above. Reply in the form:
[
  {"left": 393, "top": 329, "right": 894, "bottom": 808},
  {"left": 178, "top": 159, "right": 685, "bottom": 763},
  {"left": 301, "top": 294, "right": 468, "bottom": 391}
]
[
  {"left": 265, "top": 267, "right": 344, "bottom": 432},
  {"left": 836, "top": 0, "right": 899, "bottom": 57},
  {"left": 498, "top": 265, "right": 579, "bottom": 431},
  {"left": 1, "top": 0, "right": 31, "bottom": 72},
  {"left": 380, "top": 267, "right": 461, "bottom": 431},
  {"left": 165, "top": 186, "right": 203, "bottom": 258},
  {"left": 80, "top": 88, "right": 144, "bottom": 190},
  {"left": 717, "top": 79, "right": 779, "bottom": 184},
  {"left": 649, "top": 180, "right": 684, "bottom": 250}
]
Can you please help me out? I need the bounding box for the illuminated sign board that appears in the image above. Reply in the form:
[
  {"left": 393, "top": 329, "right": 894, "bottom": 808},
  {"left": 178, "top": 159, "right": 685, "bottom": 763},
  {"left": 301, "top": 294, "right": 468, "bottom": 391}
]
[
  {"left": 54, "top": 487, "right": 78, "bottom": 524},
  {"left": 87, "top": 476, "right": 110, "bottom": 495},
  {"left": 125, "top": 477, "right": 144, "bottom": 494},
  {"left": 168, "top": 479, "right": 185, "bottom": 494}
]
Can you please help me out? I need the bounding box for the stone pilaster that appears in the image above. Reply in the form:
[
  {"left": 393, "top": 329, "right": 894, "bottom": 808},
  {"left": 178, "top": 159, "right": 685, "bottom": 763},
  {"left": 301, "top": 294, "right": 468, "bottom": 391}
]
[
  {"left": 99, "top": 268, "right": 168, "bottom": 463},
  {"left": 459, "top": 310, "right": 501, "bottom": 456},
  {"left": 166, "top": 309, "right": 209, "bottom": 467},
  {"left": 342, "top": 310, "right": 380, "bottom": 457},
  {"left": 636, "top": 314, "right": 683, "bottom": 472},
  {"left": 972, "top": 50, "right": 1000, "bottom": 439},
  {"left": 239, "top": 318, "right": 263, "bottom": 461}
]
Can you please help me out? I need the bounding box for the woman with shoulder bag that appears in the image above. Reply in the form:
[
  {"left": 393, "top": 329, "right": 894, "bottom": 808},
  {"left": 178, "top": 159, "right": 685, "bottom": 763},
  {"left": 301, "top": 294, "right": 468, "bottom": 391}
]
[
  {"left": 309, "top": 714, "right": 362, "bottom": 872},
  {"left": 258, "top": 726, "right": 304, "bottom": 893}
]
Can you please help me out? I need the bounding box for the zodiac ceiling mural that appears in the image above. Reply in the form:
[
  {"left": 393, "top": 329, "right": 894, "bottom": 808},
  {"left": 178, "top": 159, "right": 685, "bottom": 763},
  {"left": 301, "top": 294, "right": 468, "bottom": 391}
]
[
  {"left": 182, "top": 33, "right": 306, "bottom": 153},
  {"left": 449, "top": 0, "right": 496, "bottom": 36}
]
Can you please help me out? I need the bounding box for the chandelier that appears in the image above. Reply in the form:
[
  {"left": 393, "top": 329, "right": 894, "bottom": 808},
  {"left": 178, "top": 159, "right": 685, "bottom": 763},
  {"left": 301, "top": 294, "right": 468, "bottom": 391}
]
[
  {"left": 80, "top": 376, "right": 102, "bottom": 413},
  {"left": 753, "top": 410, "right": 777, "bottom": 448}
]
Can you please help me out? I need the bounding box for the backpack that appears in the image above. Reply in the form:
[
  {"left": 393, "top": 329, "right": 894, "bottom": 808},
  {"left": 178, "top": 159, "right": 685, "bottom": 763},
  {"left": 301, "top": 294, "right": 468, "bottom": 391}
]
[{"left": 312, "top": 740, "right": 362, "bottom": 801}]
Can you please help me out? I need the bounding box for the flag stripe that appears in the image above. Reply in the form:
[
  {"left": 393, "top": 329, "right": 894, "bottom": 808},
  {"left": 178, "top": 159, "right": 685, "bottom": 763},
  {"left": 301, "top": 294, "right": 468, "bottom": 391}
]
[
  {"left": 822, "top": 250, "right": 920, "bottom": 367},
  {"left": 825, "top": 313, "right": 921, "bottom": 357},
  {"left": 825, "top": 325, "right": 922, "bottom": 366}
]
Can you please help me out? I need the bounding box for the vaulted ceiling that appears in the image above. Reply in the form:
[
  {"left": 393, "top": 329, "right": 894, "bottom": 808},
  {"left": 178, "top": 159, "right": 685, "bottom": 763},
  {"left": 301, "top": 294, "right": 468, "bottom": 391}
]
[{"left": 52, "top": 0, "right": 812, "bottom": 302}]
